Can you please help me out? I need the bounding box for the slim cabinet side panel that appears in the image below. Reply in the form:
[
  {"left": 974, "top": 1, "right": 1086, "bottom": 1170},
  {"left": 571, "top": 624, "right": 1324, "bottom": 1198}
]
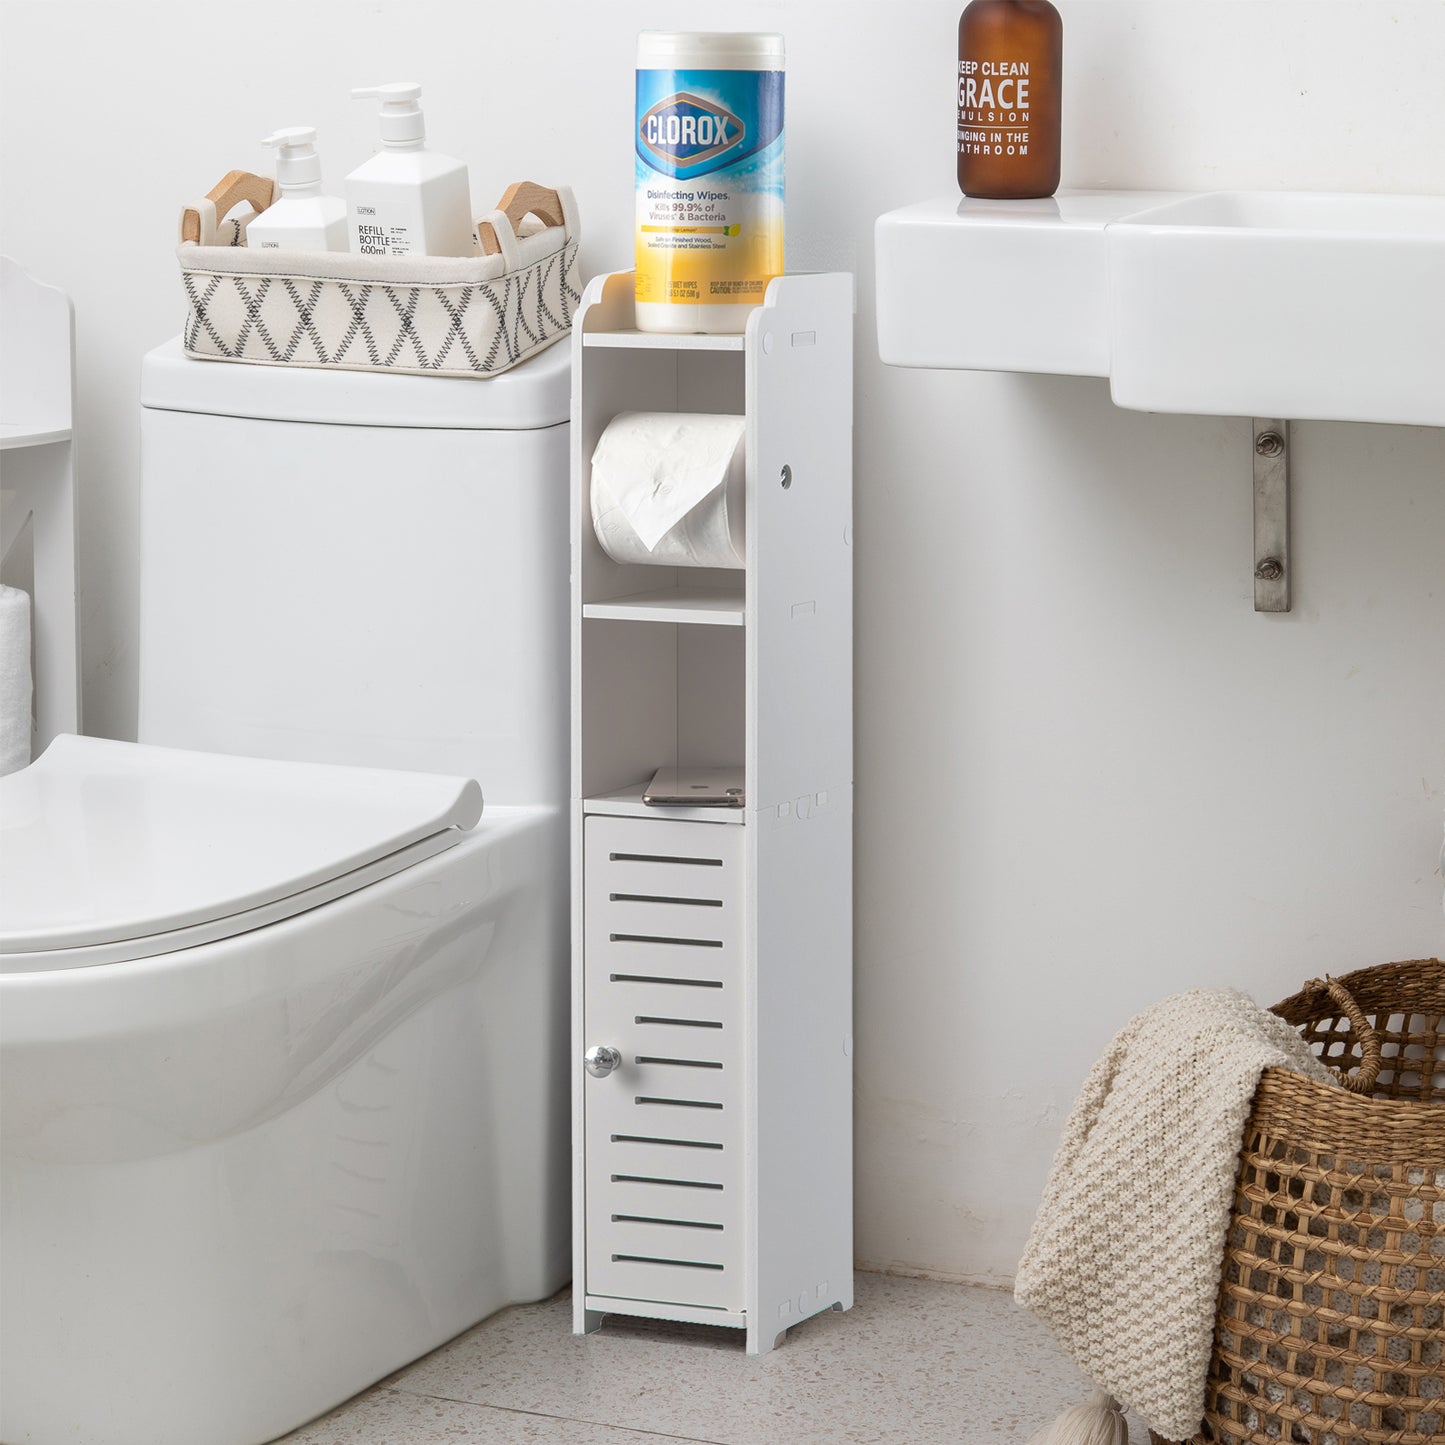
[
  {"left": 570, "top": 298, "right": 592, "bottom": 1333},
  {"left": 744, "top": 273, "right": 855, "bottom": 1351},
  {"left": 570, "top": 298, "right": 589, "bottom": 1332},
  {"left": 748, "top": 796, "right": 855, "bottom": 1347},
  {"left": 571, "top": 796, "right": 591, "bottom": 1333},
  {"left": 745, "top": 274, "right": 855, "bottom": 812}
]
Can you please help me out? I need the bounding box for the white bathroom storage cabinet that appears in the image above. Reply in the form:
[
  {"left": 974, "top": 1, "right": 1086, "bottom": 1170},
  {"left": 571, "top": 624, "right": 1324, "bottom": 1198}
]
[{"left": 570, "top": 270, "right": 854, "bottom": 1355}]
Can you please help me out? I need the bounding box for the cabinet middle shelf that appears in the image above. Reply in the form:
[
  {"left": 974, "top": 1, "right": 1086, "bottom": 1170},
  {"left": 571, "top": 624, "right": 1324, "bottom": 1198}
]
[
  {"left": 583, "top": 781, "right": 748, "bottom": 824},
  {"left": 580, "top": 577, "right": 745, "bottom": 627}
]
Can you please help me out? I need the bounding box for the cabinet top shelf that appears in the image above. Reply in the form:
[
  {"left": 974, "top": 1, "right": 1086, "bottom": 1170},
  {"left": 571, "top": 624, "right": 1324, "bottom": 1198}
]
[{"left": 582, "top": 330, "right": 746, "bottom": 353}]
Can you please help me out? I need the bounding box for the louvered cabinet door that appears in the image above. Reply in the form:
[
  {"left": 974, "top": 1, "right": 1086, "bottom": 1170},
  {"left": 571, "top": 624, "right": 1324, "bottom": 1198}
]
[{"left": 581, "top": 815, "right": 745, "bottom": 1311}]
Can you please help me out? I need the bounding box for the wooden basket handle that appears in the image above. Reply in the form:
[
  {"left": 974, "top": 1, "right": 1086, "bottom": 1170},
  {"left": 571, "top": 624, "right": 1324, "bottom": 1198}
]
[
  {"left": 476, "top": 181, "right": 566, "bottom": 257},
  {"left": 1313, "top": 974, "right": 1384, "bottom": 1095},
  {"left": 180, "top": 170, "right": 276, "bottom": 244}
]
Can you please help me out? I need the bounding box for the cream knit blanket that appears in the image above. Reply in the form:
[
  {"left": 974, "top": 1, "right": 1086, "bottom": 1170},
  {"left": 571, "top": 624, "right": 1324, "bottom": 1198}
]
[{"left": 1014, "top": 989, "right": 1335, "bottom": 1441}]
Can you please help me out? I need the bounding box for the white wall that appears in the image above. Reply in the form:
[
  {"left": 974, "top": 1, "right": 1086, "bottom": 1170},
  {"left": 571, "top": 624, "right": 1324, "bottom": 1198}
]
[{"left": 3, "top": 0, "right": 1442, "bottom": 1286}]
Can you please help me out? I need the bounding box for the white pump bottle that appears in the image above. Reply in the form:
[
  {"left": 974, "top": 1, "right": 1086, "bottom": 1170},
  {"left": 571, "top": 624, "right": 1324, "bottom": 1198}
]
[
  {"left": 245, "top": 128, "right": 347, "bottom": 251},
  {"left": 346, "top": 83, "right": 475, "bottom": 258}
]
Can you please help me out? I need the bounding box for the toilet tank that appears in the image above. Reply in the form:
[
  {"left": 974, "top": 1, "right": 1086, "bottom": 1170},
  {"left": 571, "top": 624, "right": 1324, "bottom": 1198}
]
[{"left": 138, "top": 341, "right": 570, "bottom": 806}]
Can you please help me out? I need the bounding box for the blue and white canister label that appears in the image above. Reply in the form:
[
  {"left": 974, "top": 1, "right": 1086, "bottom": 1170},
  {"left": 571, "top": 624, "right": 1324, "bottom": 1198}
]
[{"left": 635, "top": 67, "right": 784, "bottom": 308}]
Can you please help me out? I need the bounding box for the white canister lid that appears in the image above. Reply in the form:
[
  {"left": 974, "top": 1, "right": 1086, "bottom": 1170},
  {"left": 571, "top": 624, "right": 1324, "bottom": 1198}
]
[{"left": 637, "top": 31, "right": 785, "bottom": 70}]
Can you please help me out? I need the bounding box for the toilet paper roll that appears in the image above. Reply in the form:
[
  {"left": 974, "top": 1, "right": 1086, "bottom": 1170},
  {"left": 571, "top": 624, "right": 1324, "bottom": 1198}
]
[
  {"left": 0, "top": 584, "right": 33, "bottom": 776},
  {"left": 590, "top": 412, "right": 746, "bottom": 569}
]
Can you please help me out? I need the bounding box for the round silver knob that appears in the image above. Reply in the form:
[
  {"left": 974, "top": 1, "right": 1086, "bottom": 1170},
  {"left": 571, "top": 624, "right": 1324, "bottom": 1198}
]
[{"left": 584, "top": 1044, "right": 622, "bottom": 1078}]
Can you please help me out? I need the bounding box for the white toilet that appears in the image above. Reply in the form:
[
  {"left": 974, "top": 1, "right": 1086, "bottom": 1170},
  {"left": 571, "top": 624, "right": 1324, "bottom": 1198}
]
[{"left": 0, "top": 339, "right": 572, "bottom": 1445}]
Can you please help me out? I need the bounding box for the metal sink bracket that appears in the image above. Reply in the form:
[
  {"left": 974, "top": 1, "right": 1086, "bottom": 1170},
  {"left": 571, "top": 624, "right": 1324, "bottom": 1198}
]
[{"left": 1252, "top": 419, "right": 1290, "bottom": 613}]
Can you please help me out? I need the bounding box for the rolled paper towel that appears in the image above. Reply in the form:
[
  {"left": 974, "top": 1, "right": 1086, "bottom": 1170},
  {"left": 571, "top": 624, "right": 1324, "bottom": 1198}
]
[
  {"left": 591, "top": 412, "right": 745, "bottom": 569},
  {"left": 0, "top": 584, "right": 33, "bottom": 776}
]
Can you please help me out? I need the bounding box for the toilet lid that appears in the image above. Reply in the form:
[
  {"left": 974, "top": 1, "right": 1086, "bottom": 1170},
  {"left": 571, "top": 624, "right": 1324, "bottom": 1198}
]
[{"left": 0, "top": 735, "right": 483, "bottom": 968}]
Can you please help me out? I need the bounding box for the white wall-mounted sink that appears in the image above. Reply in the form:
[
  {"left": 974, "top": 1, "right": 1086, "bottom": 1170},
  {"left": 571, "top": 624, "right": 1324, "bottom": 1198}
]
[
  {"left": 1107, "top": 191, "right": 1445, "bottom": 427},
  {"left": 875, "top": 191, "right": 1180, "bottom": 377},
  {"left": 875, "top": 189, "right": 1445, "bottom": 428}
]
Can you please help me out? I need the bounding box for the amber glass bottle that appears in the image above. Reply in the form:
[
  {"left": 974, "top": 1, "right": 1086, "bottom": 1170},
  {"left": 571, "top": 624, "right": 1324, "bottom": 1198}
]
[{"left": 957, "top": 0, "right": 1062, "bottom": 199}]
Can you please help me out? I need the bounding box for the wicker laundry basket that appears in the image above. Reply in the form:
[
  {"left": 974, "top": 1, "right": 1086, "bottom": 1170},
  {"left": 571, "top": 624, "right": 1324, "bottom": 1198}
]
[{"left": 1152, "top": 959, "right": 1445, "bottom": 1445}]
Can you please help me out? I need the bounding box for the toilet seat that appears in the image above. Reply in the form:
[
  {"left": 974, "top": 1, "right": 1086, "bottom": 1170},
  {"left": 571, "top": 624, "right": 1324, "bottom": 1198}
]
[{"left": 0, "top": 735, "right": 482, "bottom": 972}]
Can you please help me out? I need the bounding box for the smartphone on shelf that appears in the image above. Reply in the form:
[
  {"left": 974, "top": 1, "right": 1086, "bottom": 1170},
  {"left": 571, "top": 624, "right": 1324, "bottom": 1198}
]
[{"left": 642, "top": 766, "right": 745, "bottom": 808}]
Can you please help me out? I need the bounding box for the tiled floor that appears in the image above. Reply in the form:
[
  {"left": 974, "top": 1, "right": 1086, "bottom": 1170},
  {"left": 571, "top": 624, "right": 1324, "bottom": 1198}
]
[{"left": 280, "top": 1272, "right": 1147, "bottom": 1443}]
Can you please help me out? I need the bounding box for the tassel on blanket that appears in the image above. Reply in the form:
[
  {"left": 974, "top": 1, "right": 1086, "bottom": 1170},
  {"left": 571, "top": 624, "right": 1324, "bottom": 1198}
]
[{"left": 1025, "top": 1389, "right": 1128, "bottom": 1445}]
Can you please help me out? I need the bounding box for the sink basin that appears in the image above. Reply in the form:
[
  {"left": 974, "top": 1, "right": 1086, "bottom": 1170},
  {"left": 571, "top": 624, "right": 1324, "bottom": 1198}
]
[{"left": 1107, "top": 191, "right": 1445, "bottom": 426}]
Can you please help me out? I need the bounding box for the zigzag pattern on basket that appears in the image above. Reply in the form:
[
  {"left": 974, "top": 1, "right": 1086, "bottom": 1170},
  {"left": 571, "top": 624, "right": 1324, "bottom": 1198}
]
[{"left": 182, "top": 239, "right": 580, "bottom": 377}]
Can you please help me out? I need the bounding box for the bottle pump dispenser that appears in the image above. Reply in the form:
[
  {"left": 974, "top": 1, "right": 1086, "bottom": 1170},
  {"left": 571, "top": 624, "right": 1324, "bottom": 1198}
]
[
  {"left": 245, "top": 127, "right": 347, "bottom": 251},
  {"left": 345, "top": 83, "right": 474, "bottom": 258}
]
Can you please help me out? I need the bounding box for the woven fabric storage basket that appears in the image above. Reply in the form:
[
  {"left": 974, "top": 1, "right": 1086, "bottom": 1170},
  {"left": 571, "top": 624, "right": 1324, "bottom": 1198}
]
[
  {"left": 1152, "top": 959, "right": 1445, "bottom": 1445},
  {"left": 176, "top": 173, "right": 581, "bottom": 379}
]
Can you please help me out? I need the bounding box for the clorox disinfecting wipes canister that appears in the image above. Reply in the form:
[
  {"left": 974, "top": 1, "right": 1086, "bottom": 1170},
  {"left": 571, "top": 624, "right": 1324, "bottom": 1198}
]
[{"left": 635, "top": 31, "right": 785, "bottom": 333}]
